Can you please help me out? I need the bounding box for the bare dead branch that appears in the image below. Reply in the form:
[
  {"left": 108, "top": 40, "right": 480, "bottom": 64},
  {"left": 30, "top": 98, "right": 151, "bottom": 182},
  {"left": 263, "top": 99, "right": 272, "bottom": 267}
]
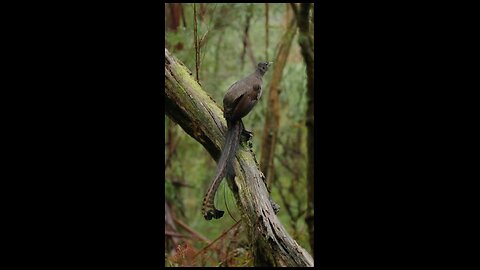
[
  {"left": 165, "top": 231, "right": 189, "bottom": 238},
  {"left": 193, "top": 220, "right": 241, "bottom": 259},
  {"left": 174, "top": 217, "right": 211, "bottom": 244}
]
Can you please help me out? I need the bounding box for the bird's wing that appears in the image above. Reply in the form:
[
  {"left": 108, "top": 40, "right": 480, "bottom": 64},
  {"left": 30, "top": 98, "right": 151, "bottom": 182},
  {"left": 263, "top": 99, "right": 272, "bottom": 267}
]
[
  {"left": 230, "top": 86, "right": 260, "bottom": 121},
  {"left": 224, "top": 92, "right": 244, "bottom": 120},
  {"left": 224, "top": 80, "right": 246, "bottom": 108}
]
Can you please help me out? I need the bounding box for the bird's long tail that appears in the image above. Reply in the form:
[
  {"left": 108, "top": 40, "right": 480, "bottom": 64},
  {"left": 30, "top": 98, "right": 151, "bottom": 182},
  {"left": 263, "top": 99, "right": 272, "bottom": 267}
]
[{"left": 202, "top": 120, "right": 241, "bottom": 220}]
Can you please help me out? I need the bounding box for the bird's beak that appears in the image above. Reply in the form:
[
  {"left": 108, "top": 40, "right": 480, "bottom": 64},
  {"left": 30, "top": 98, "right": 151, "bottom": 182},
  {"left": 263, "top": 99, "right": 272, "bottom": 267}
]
[{"left": 268, "top": 62, "right": 273, "bottom": 67}]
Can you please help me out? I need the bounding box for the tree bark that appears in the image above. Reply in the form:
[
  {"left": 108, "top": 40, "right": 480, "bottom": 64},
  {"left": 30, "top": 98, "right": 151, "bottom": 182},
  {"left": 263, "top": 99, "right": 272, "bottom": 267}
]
[
  {"left": 165, "top": 48, "right": 313, "bottom": 267},
  {"left": 260, "top": 17, "right": 297, "bottom": 187},
  {"left": 292, "top": 3, "right": 315, "bottom": 257}
]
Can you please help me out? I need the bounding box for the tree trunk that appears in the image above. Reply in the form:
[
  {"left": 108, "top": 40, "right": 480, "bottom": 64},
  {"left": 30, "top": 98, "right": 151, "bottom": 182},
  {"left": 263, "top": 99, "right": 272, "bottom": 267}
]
[
  {"left": 292, "top": 3, "right": 315, "bottom": 257},
  {"left": 167, "top": 3, "right": 184, "bottom": 50},
  {"left": 265, "top": 3, "right": 269, "bottom": 61},
  {"left": 260, "top": 17, "right": 297, "bottom": 187},
  {"left": 165, "top": 48, "right": 313, "bottom": 267},
  {"left": 241, "top": 4, "right": 255, "bottom": 70},
  {"left": 168, "top": 3, "right": 181, "bottom": 31}
]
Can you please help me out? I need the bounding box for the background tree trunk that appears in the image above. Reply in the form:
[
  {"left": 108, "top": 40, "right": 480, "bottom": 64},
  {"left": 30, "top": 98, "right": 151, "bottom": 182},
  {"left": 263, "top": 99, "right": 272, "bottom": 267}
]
[
  {"left": 241, "top": 4, "right": 256, "bottom": 70},
  {"left": 265, "top": 3, "right": 269, "bottom": 61},
  {"left": 193, "top": 3, "right": 200, "bottom": 83},
  {"left": 292, "top": 3, "right": 315, "bottom": 257},
  {"left": 167, "top": 3, "right": 184, "bottom": 50},
  {"left": 260, "top": 17, "right": 297, "bottom": 187},
  {"left": 165, "top": 48, "right": 313, "bottom": 267}
]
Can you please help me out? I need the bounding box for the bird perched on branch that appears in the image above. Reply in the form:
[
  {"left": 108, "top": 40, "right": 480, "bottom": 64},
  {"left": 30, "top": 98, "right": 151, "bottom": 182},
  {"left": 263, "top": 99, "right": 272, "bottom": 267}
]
[{"left": 202, "top": 61, "right": 273, "bottom": 220}]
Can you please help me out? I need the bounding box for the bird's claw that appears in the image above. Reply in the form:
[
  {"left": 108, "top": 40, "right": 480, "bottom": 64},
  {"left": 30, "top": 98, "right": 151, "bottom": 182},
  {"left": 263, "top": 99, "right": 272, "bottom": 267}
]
[
  {"left": 203, "top": 209, "right": 224, "bottom": 220},
  {"left": 241, "top": 129, "right": 253, "bottom": 141}
]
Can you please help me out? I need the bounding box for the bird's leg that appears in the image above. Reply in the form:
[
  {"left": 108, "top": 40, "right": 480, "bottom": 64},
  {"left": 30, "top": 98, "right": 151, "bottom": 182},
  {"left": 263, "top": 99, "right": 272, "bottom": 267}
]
[
  {"left": 242, "top": 129, "right": 253, "bottom": 140},
  {"left": 239, "top": 120, "right": 253, "bottom": 141}
]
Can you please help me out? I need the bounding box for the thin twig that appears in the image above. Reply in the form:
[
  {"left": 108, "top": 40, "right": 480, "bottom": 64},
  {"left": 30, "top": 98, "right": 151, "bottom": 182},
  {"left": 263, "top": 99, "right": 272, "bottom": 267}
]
[
  {"left": 197, "top": 4, "right": 219, "bottom": 71},
  {"left": 193, "top": 3, "right": 200, "bottom": 83},
  {"left": 173, "top": 217, "right": 211, "bottom": 244},
  {"left": 192, "top": 220, "right": 241, "bottom": 259},
  {"left": 223, "top": 224, "right": 241, "bottom": 266},
  {"left": 170, "top": 179, "right": 194, "bottom": 188},
  {"left": 165, "top": 200, "right": 180, "bottom": 247},
  {"left": 165, "top": 231, "right": 189, "bottom": 238},
  {"left": 265, "top": 3, "right": 269, "bottom": 61},
  {"left": 223, "top": 181, "right": 238, "bottom": 222},
  {"left": 214, "top": 31, "right": 224, "bottom": 77},
  {"left": 274, "top": 152, "right": 298, "bottom": 177},
  {"left": 274, "top": 172, "right": 295, "bottom": 222},
  {"left": 198, "top": 4, "right": 217, "bottom": 50},
  {"left": 165, "top": 126, "right": 180, "bottom": 170}
]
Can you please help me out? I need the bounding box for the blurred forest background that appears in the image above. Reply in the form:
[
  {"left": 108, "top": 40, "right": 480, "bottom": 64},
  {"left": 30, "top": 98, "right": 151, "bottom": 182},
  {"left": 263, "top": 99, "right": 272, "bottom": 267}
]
[{"left": 165, "top": 3, "right": 314, "bottom": 267}]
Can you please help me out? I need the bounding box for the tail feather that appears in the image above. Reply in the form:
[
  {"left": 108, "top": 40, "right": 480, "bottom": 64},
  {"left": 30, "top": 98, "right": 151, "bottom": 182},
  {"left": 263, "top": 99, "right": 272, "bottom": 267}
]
[{"left": 202, "top": 120, "right": 241, "bottom": 220}]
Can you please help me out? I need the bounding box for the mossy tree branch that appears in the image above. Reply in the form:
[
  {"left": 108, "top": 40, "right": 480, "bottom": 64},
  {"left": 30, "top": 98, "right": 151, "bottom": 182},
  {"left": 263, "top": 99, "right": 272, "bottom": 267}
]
[{"left": 165, "top": 48, "right": 313, "bottom": 267}]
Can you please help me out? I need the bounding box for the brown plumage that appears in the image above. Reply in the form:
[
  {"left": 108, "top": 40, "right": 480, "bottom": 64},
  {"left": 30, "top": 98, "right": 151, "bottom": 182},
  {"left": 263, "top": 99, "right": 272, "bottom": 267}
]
[{"left": 202, "top": 62, "right": 272, "bottom": 220}]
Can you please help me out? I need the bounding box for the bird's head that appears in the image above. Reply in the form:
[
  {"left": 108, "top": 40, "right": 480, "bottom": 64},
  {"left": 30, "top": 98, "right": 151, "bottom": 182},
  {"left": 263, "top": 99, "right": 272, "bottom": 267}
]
[{"left": 257, "top": 61, "right": 273, "bottom": 75}]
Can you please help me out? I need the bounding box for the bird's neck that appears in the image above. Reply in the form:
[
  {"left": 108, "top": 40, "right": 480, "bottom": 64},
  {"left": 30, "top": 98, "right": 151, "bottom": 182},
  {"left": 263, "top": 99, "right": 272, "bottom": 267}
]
[{"left": 254, "top": 69, "right": 265, "bottom": 78}]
